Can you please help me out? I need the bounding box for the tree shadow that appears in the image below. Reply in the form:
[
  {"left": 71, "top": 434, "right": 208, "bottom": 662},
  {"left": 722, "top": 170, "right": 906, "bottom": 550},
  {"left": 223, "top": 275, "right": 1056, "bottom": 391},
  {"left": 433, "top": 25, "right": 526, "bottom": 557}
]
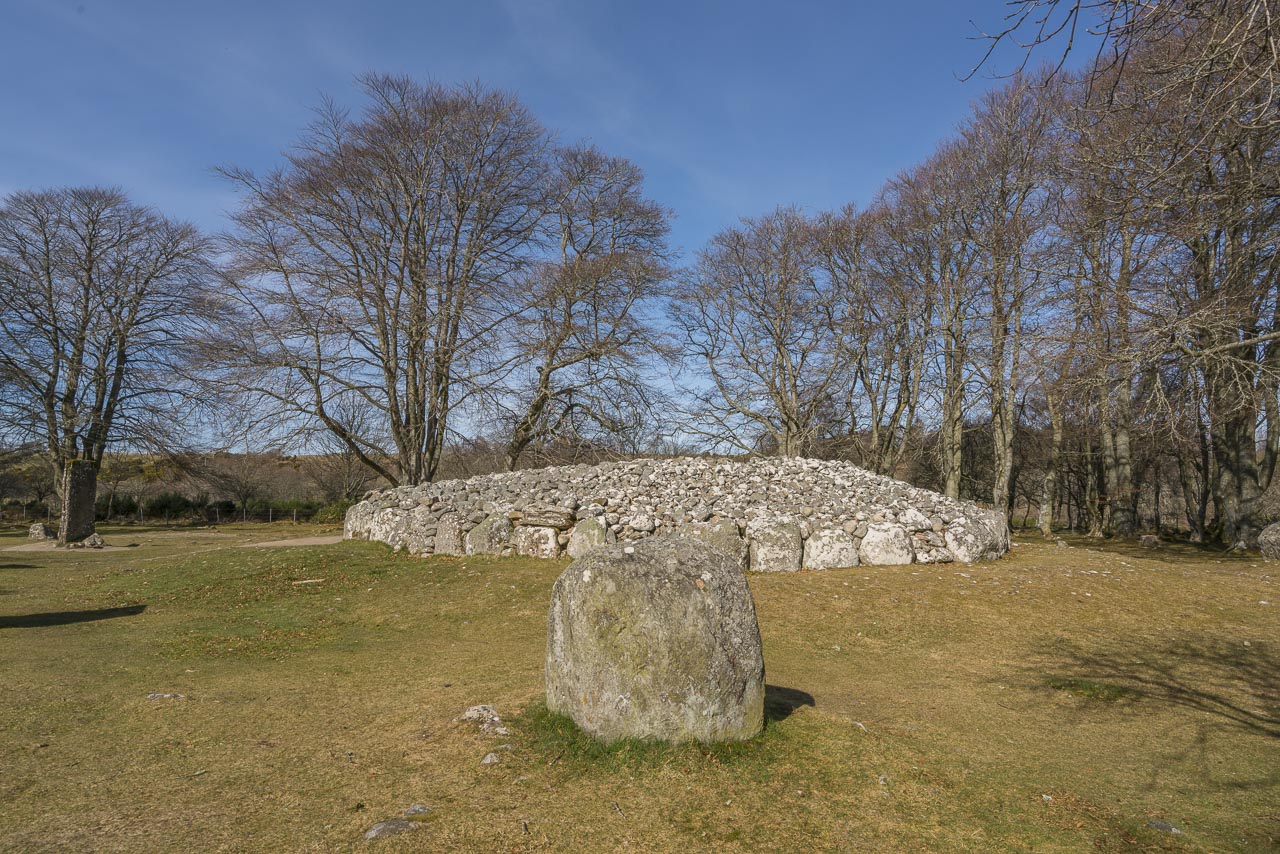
[
  {"left": 0, "top": 563, "right": 38, "bottom": 569},
  {"left": 764, "top": 684, "right": 815, "bottom": 722},
  {"left": 1031, "top": 634, "right": 1279, "bottom": 739},
  {"left": 0, "top": 603, "right": 146, "bottom": 630}
]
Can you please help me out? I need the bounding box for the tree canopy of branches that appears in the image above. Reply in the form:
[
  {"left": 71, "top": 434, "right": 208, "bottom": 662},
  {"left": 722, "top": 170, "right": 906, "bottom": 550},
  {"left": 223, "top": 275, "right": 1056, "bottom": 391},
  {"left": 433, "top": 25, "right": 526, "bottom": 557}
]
[
  {"left": 671, "top": 206, "right": 851, "bottom": 457},
  {"left": 219, "top": 75, "right": 672, "bottom": 485},
  {"left": 0, "top": 187, "right": 212, "bottom": 538},
  {"left": 664, "top": 5, "right": 1277, "bottom": 546},
  {"left": 496, "top": 145, "right": 673, "bottom": 471}
]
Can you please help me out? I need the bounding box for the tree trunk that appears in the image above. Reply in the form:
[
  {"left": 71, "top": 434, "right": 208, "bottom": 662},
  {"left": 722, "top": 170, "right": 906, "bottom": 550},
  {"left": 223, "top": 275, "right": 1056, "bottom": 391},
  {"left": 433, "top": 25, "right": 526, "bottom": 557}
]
[
  {"left": 1037, "top": 392, "right": 1063, "bottom": 538},
  {"left": 1084, "top": 438, "right": 1105, "bottom": 538}
]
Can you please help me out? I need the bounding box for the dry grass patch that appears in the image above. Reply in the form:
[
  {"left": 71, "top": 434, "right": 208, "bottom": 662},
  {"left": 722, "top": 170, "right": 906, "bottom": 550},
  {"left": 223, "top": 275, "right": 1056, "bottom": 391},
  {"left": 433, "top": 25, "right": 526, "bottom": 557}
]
[{"left": 0, "top": 526, "right": 1276, "bottom": 851}]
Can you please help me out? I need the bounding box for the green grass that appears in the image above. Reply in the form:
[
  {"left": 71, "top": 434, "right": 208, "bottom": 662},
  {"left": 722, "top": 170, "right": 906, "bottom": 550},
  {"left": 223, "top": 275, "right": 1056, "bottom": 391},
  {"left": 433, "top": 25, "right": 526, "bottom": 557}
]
[
  {"left": 0, "top": 524, "right": 1277, "bottom": 851},
  {"left": 1046, "top": 678, "right": 1138, "bottom": 703}
]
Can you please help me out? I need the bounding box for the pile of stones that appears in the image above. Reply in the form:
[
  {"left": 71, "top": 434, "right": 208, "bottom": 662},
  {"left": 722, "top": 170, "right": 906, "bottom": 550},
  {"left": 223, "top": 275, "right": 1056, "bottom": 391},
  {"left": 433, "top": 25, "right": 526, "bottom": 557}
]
[{"left": 344, "top": 456, "right": 1010, "bottom": 569}]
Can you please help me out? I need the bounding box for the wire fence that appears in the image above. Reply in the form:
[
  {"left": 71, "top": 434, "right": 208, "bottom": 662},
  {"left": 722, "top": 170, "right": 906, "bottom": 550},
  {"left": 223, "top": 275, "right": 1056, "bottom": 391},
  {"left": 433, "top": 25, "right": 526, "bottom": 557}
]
[{"left": 1, "top": 504, "right": 337, "bottom": 527}]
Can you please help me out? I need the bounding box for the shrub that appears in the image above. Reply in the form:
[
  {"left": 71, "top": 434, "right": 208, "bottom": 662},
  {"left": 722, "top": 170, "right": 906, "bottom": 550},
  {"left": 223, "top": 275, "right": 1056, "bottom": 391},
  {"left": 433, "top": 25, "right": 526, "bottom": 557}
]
[
  {"left": 313, "top": 499, "right": 355, "bottom": 524},
  {"left": 143, "top": 491, "right": 198, "bottom": 518},
  {"left": 96, "top": 494, "right": 138, "bottom": 520}
]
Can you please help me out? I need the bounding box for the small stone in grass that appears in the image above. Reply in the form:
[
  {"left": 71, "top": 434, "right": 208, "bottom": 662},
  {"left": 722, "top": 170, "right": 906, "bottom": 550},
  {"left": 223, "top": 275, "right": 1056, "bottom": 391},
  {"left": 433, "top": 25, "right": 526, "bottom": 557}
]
[
  {"left": 363, "top": 819, "right": 419, "bottom": 840},
  {"left": 403, "top": 804, "right": 430, "bottom": 816},
  {"left": 1146, "top": 819, "right": 1181, "bottom": 835},
  {"left": 146, "top": 693, "right": 185, "bottom": 700},
  {"left": 481, "top": 752, "right": 501, "bottom": 765}
]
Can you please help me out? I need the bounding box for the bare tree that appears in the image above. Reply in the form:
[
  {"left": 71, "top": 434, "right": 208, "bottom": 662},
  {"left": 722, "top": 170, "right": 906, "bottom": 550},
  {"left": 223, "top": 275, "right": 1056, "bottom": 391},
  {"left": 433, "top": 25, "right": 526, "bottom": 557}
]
[
  {"left": 0, "top": 187, "right": 212, "bottom": 541},
  {"left": 813, "top": 203, "right": 929, "bottom": 475},
  {"left": 879, "top": 146, "right": 984, "bottom": 495},
  {"left": 218, "top": 75, "right": 549, "bottom": 486},
  {"left": 497, "top": 145, "right": 673, "bottom": 470},
  {"left": 299, "top": 396, "right": 380, "bottom": 501},
  {"left": 670, "top": 207, "right": 850, "bottom": 456},
  {"left": 960, "top": 73, "right": 1062, "bottom": 516},
  {"left": 973, "top": 0, "right": 1277, "bottom": 142}
]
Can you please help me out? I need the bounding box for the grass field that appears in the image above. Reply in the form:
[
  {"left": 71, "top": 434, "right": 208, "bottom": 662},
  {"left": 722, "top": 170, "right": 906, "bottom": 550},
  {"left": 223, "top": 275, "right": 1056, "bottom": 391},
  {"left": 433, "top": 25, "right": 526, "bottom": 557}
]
[{"left": 1, "top": 522, "right": 1276, "bottom": 852}]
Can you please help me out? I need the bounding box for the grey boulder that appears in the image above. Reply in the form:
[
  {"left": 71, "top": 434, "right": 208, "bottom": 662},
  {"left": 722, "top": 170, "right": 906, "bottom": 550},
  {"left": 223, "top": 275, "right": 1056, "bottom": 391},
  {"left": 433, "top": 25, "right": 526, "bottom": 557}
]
[
  {"left": 465, "top": 513, "right": 512, "bottom": 555},
  {"left": 545, "top": 535, "right": 764, "bottom": 744},
  {"left": 567, "top": 516, "right": 615, "bottom": 558},
  {"left": 746, "top": 517, "right": 802, "bottom": 572},
  {"left": 803, "top": 528, "right": 859, "bottom": 570},
  {"left": 859, "top": 523, "right": 914, "bottom": 565},
  {"left": 683, "top": 517, "right": 748, "bottom": 570}
]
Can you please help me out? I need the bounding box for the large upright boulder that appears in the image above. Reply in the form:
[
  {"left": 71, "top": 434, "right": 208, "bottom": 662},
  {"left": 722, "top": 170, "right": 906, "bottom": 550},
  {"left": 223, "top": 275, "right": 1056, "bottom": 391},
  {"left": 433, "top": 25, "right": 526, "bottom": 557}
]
[
  {"left": 567, "top": 517, "right": 614, "bottom": 558},
  {"left": 514, "top": 525, "right": 560, "bottom": 559},
  {"left": 684, "top": 517, "right": 748, "bottom": 569},
  {"left": 58, "top": 459, "right": 97, "bottom": 545},
  {"left": 545, "top": 536, "right": 765, "bottom": 744},
  {"left": 945, "top": 509, "right": 1010, "bottom": 563},
  {"left": 434, "top": 514, "right": 465, "bottom": 556}
]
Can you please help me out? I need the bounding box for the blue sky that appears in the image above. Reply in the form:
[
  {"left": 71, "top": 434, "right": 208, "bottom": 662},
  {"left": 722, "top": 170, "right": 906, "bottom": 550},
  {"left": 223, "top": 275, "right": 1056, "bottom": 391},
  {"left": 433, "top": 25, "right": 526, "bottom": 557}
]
[{"left": 2, "top": 0, "right": 1081, "bottom": 257}]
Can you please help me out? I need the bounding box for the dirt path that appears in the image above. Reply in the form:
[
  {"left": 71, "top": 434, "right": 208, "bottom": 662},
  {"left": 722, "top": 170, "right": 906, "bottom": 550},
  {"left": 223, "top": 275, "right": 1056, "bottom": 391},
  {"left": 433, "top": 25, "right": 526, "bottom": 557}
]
[
  {"left": 239, "top": 535, "right": 345, "bottom": 548},
  {"left": 2, "top": 541, "right": 128, "bottom": 553}
]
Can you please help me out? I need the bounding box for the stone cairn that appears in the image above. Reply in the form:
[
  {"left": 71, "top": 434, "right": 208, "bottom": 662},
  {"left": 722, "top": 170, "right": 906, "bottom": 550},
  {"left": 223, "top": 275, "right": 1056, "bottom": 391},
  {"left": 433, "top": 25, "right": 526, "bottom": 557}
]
[{"left": 345, "top": 457, "right": 1010, "bottom": 569}]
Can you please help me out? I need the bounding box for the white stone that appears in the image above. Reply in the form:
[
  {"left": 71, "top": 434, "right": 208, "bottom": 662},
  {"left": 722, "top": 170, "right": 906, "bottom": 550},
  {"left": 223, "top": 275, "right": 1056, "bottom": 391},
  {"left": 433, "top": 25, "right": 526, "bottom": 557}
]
[
  {"left": 513, "top": 525, "right": 559, "bottom": 558},
  {"left": 465, "top": 513, "right": 513, "bottom": 555},
  {"left": 746, "top": 517, "right": 803, "bottom": 572},
  {"left": 945, "top": 510, "right": 1009, "bottom": 563},
  {"left": 803, "top": 528, "right": 860, "bottom": 570},
  {"left": 859, "top": 523, "right": 914, "bottom": 565},
  {"left": 899, "top": 507, "right": 932, "bottom": 532},
  {"left": 435, "top": 514, "right": 465, "bottom": 556}
]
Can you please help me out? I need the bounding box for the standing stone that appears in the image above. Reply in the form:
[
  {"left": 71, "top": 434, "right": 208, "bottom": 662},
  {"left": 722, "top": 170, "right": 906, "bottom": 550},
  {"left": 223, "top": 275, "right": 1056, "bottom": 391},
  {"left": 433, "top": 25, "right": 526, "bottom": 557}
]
[
  {"left": 803, "top": 528, "right": 860, "bottom": 570},
  {"left": 567, "top": 517, "right": 614, "bottom": 558},
  {"left": 434, "top": 514, "right": 465, "bottom": 556},
  {"left": 58, "top": 459, "right": 97, "bottom": 545},
  {"left": 465, "top": 513, "right": 513, "bottom": 555},
  {"left": 513, "top": 525, "right": 560, "bottom": 559},
  {"left": 684, "top": 518, "right": 748, "bottom": 570},
  {"left": 859, "top": 523, "right": 914, "bottom": 565},
  {"left": 746, "top": 517, "right": 803, "bottom": 572},
  {"left": 545, "top": 536, "right": 765, "bottom": 743},
  {"left": 1259, "top": 522, "right": 1280, "bottom": 560}
]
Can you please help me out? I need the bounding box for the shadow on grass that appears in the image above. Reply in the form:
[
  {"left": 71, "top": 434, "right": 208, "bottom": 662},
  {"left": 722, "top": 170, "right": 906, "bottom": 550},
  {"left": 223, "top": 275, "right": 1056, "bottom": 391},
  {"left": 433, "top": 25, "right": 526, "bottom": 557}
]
[
  {"left": 1036, "top": 635, "right": 1279, "bottom": 738},
  {"left": 765, "top": 684, "right": 815, "bottom": 722},
  {"left": 0, "top": 563, "right": 39, "bottom": 569},
  {"left": 1030, "top": 532, "right": 1258, "bottom": 563},
  {"left": 0, "top": 603, "right": 146, "bottom": 630}
]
